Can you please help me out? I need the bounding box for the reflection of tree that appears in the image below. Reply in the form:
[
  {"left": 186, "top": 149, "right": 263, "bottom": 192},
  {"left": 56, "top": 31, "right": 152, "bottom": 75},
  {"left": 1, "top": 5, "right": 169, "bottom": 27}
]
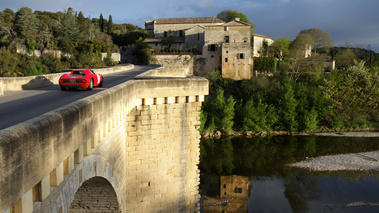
[
  {"left": 284, "top": 171, "right": 322, "bottom": 213},
  {"left": 233, "top": 136, "right": 299, "bottom": 176},
  {"left": 199, "top": 138, "right": 234, "bottom": 175},
  {"left": 200, "top": 135, "right": 379, "bottom": 177}
]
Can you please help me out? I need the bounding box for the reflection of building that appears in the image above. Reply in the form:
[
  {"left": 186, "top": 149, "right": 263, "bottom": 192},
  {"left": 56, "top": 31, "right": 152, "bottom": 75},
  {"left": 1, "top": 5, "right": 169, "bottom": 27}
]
[{"left": 203, "top": 175, "right": 251, "bottom": 213}]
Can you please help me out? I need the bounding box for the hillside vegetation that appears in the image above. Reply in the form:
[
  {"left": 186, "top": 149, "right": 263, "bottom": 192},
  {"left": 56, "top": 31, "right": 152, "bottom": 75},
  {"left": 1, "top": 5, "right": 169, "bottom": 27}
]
[{"left": 0, "top": 7, "right": 147, "bottom": 76}]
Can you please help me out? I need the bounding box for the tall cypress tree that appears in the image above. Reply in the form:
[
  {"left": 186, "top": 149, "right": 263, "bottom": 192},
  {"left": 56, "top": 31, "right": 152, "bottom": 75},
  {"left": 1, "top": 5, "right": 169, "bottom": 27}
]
[
  {"left": 107, "top": 15, "right": 113, "bottom": 34},
  {"left": 99, "top": 13, "right": 104, "bottom": 32},
  {"left": 77, "top": 11, "right": 86, "bottom": 32}
]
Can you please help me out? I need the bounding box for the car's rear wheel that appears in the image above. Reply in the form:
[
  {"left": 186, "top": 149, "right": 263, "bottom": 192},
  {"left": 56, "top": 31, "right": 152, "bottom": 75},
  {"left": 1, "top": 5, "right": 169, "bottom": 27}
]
[
  {"left": 99, "top": 78, "right": 103, "bottom": 87},
  {"left": 87, "top": 79, "right": 93, "bottom": 90}
]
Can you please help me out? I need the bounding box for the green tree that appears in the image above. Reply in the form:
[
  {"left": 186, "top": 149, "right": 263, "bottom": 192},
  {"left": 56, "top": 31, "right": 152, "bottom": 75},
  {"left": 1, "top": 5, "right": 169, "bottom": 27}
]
[
  {"left": 99, "top": 13, "right": 104, "bottom": 32},
  {"left": 77, "top": 11, "right": 87, "bottom": 33},
  {"left": 290, "top": 34, "right": 314, "bottom": 59},
  {"left": 202, "top": 88, "right": 236, "bottom": 134},
  {"left": 299, "top": 28, "right": 333, "bottom": 53},
  {"left": 14, "top": 7, "right": 39, "bottom": 34},
  {"left": 107, "top": 15, "right": 113, "bottom": 34},
  {"left": 320, "top": 61, "right": 378, "bottom": 128},
  {"left": 62, "top": 8, "right": 81, "bottom": 41},
  {"left": 335, "top": 48, "right": 356, "bottom": 68},
  {"left": 241, "top": 96, "right": 277, "bottom": 132},
  {"left": 132, "top": 37, "right": 153, "bottom": 64},
  {"left": 273, "top": 37, "right": 291, "bottom": 58},
  {"left": 0, "top": 9, "right": 15, "bottom": 47},
  {"left": 217, "top": 10, "right": 255, "bottom": 32},
  {"left": 0, "top": 47, "right": 19, "bottom": 76},
  {"left": 278, "top": 76, "right": 298, "bottom": 132}
]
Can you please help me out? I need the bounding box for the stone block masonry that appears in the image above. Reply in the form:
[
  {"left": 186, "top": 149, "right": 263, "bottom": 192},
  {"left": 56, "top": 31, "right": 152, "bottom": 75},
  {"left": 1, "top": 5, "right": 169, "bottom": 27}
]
[
  {"left": 0, "top": 69, "right": 208, "bottom": 213},
  {"left": 123, "top": 102, "right": 202, "bottom": 212}
]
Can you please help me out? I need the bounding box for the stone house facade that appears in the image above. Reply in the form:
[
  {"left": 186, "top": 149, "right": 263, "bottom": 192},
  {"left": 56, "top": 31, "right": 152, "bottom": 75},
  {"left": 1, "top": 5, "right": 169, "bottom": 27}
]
[
  {"left": 253, "top": 34, "right": 275, "bottom": 57},
  {"left": 144, "top": 17, "right": 253, "bottom": 80}
]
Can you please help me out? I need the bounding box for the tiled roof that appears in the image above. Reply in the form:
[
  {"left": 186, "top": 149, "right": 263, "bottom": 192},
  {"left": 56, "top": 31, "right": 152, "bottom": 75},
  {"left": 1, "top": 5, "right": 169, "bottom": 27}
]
[
  {"left": 155, "top": 17, "right": 225, "bottom": 24},
  {"left": 254, "top": 34, "right": 273, "bottom": 40},
  {"left": 223, "top": 20, "right": 251, "bottom": 27}
]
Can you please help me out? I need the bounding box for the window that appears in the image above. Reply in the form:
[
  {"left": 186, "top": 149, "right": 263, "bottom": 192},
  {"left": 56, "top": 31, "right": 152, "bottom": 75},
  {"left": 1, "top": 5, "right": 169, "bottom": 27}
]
[
  {"left": 164, "top": 31, "right": 167, "bottom": 37},
  {"left": 224, "top": 26, "right": 228, "bottom": 31},
  {"left": 224, "top": 36, "right": 229, "bottom": 43},
  {"left": 208, "top": 44, "right": 217, "bottom": 51},
  {"left": 179, "top": 30, "right": 183, "bottom": 37},
  {"left": 225, "top": 58, "right": 228, "bottom": 63},
  {"left": 239, "top": 53, "right": 244, "bottom": 59}
]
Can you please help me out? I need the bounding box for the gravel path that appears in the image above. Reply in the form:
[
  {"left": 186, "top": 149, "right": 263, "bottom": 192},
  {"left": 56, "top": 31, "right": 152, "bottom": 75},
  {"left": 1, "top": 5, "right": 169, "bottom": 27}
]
[{"left": 289, "top": 132, "right": 379, "bottom": 171}]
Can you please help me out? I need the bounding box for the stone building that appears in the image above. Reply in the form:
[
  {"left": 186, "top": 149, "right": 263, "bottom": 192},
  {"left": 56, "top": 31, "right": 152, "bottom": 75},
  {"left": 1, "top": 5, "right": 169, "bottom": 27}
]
[
  {"left": 145, "top": 17, "right": 225, "bottom": 50},
  {"left": 144, "top": 17, "right": 253, "bottom": 80},
  {"left": 253, "top": 34, "right": 274, "bottom": 57}
]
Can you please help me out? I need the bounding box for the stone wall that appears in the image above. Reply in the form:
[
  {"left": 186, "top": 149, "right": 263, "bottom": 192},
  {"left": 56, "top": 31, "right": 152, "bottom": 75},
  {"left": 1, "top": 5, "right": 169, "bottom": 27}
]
[
  {"left": 152, "top": 54, "right": 194, "bottom": 74},
  {"left": 16, "top": 48, "right": 120, "bottom": 62},
  {"left": 149, "top": 54, "right": 216, "bottom": 75},
  {"left": 0, "top": 71, "right": 208, "bottom": 213},
  {"left": 222, "top": 43, "right": 252, "bottom": 80}
]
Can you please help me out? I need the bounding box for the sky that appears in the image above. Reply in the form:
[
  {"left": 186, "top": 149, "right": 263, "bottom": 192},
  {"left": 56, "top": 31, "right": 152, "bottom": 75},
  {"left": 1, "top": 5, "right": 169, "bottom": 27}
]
[{"left": 1, "top": 0, "right": 379, "bottom": 53}]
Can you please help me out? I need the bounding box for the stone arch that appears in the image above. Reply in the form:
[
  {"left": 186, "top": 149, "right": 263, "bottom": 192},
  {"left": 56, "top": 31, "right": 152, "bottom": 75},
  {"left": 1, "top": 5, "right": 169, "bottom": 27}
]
[
  {"left": 45, "top": 155, "right": 125, "bottom": 213},
  {"left": 67, "top": 177, "right": 120, "bottom": 212}
]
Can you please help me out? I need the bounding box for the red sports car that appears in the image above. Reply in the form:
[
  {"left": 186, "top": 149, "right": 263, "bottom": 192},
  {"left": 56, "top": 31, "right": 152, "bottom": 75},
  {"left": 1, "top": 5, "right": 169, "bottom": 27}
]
[{"left": 59, "top": 69, "right": 103, "bottom": 90}]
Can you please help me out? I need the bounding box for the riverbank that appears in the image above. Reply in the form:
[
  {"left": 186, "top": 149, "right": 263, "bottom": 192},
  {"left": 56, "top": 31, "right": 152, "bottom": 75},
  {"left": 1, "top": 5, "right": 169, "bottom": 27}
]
[
  {"left": 203, "top": 129, "right": 379, "bottom": 138},
  {"left": 289, "top": 132, "right": 379, "bottom": 171},
  {"left": 297, "top": 131, "right": 379, "bottom": 137}
]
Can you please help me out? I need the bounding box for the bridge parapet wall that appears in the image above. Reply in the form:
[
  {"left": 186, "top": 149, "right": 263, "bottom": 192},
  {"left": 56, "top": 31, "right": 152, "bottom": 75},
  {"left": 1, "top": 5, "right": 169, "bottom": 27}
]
[
  {"left": 0, "top": 64, "right": 134, "bottom": 92},
  {"left": 0, "top": 74, "right": 208, "bottom": 212}
]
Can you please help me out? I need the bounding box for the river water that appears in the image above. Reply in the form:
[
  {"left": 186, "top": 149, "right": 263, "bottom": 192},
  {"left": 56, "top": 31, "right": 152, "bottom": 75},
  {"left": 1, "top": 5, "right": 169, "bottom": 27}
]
[{"left": 199, "top": 135, "right": 379, "bottom": 213}]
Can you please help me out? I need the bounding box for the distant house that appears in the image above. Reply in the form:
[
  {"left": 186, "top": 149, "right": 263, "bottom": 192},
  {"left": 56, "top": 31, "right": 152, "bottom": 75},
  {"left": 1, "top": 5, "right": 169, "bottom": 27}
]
[
  {"left": 145, "top": 17, "right": 224, "bottom": 51},
  {"left": 144, "top": 17, "right": 253, "bottom": 80},
  {"left": 253, "top": 34, "right": 274, "bottom": 57}
]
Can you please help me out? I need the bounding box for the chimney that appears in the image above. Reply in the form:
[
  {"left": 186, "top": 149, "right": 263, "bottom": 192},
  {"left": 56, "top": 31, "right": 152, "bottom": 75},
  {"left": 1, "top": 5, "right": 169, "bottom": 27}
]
[{"left": 235, "top": 18, "right": 240, "bottom": 21}]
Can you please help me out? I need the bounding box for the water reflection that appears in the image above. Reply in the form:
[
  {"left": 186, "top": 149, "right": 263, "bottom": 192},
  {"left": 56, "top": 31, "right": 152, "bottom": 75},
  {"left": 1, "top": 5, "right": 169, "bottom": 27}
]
[
  {"left": 199, "top": 135, "right": 379, "bottom": 213},
  {"left": 201, "top": 175, "right": 250, "bottom": 212}
]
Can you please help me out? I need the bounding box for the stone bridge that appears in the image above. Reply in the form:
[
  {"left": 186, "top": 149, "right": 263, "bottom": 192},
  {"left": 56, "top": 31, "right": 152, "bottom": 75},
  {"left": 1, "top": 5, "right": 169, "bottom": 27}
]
[{"left": 0, "top": 68, "right": 208, "bottom": 213}]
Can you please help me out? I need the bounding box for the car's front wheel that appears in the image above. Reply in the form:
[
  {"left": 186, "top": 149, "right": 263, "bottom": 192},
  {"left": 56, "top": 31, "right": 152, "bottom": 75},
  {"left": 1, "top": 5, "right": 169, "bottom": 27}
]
[{"left": 87, "top": 79, "right": 93, "bottom": 90}]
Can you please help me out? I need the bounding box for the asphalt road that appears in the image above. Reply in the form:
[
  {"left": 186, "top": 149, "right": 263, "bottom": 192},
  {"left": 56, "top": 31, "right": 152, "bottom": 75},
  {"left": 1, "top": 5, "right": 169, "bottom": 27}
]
[{"left": 0, "top": 65, "right": 154, "bottom": 131}]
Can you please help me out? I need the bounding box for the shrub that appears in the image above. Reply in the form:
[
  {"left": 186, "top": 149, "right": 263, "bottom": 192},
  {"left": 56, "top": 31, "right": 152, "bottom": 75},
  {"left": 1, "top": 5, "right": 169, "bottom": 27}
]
[{"left": 254, "top": 57, "right": 277, "bottom": 73}]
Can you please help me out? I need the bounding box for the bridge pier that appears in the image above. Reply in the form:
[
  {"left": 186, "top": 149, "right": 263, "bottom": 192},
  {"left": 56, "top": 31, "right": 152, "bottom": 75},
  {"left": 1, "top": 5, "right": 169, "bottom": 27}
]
[{"left": 1, "top": 75, "right": 208, "bottom": 213}]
